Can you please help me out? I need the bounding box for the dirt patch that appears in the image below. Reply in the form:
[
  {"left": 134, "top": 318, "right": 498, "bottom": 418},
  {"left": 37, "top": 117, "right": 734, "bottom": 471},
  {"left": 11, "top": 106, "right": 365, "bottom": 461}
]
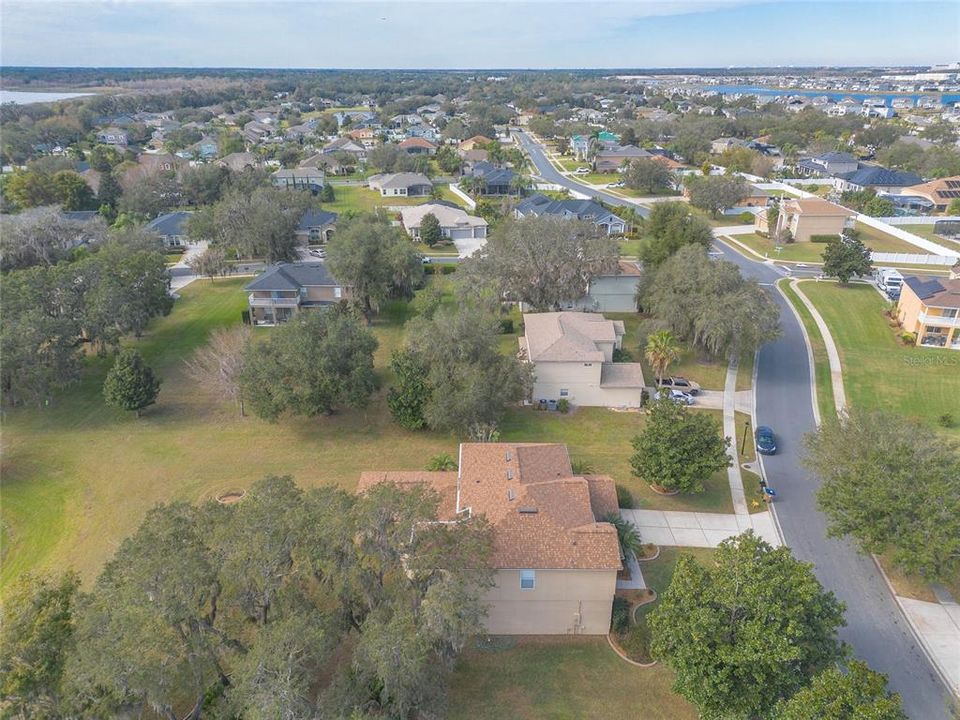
[
  {"left": 216, "top": 490, "right": 246, "bottom": 505},
  {"left": 649, "top": 484, "right": 680, "bottom": 496}
]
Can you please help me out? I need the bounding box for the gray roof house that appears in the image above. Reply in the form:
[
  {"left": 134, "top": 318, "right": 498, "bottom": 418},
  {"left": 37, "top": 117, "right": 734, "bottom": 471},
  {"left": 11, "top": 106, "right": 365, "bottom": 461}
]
[
  {"left": 271, "top": 168, "right": 325, "bottom": 193},
  {"left": 835, "top": 166, "right": 925, "bottom": 194},
  {"left": 367, "top": 172, "right": 433, "bottom": 197},
  {"left": 514, "top": 194, "right": 628, "bottom": 235},
  {"left": 795, "top": 152, "right": 860, "bottom": 178},
  {"left": 245, "top": 263, "right": 349, "bottom": 326},
  {"left": 295, "top": 209, "right": 338, "bottom": 244},
  {"left": 465, "top": 161, "right": 518, "bottom": 196},
  {"left": 146, "top": 211, "right": 192, "bottom": 247}
]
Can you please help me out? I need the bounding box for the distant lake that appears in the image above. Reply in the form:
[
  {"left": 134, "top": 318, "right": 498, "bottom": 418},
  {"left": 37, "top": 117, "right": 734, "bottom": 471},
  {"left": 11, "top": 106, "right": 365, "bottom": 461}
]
[
  {"left": 0, "top": 89, "right": 93, "bottom": 105},
  {"left": 696, "top": 84, "right": 960, "bottom": 107}
]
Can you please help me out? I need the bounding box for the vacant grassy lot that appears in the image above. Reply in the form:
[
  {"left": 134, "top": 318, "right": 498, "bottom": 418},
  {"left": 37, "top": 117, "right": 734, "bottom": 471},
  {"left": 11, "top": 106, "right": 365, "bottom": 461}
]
[
  {"left": 731, "top": 232, "right": 826, "bottom": 263},
  {"left": 854, "top": 221, "right": 935, "bottom": 254},
  {"left": 800, "top": 281, "right": 959, "bottom": 436},
  {"left": 448, "top": 636, "right": 696, "bottom": 720},
  {"left": 1, "top": 278, "right": 740, "bottom": 590},
  {"left": 898, "top": 224, "right": 960, "bottom": 253}
]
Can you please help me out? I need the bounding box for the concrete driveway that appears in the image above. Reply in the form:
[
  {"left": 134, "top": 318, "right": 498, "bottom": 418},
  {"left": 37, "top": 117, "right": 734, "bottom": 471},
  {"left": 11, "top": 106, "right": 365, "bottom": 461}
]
[{"left": 453, "top": 236, "right": 486, "bottom": 259}]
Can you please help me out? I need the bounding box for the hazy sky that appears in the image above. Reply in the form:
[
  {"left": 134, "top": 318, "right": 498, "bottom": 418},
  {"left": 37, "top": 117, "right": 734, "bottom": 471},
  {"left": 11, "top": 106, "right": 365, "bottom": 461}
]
[{"left": 1, "top": 1, "right": 956, "bottom": 69}]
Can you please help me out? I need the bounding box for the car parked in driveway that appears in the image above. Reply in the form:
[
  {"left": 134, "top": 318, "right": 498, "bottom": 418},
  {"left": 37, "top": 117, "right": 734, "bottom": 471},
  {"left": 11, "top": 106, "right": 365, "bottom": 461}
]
[
  {"left": 755, "top": 425, "right": 777, "bottom": 455},
  {"left": 655, "top": 389, "right": 695, "bottom": 406},
  {"left": 573, "top": 167, "right": 590, "bottom": 174},
  {"left": 656, "top": 376, "right": 701, "bottom": 395}
]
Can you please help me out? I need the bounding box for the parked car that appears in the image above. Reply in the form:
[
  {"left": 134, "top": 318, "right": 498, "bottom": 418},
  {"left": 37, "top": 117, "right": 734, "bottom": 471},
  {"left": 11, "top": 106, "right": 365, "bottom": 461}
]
[
  {"left": 656, "top": 376, "right": 701, "bottom": 395},
  {"left": 309, "top": 248, "right": 326, "bottom": 258},
  {"left": 655, "top": 389, "right": 695, "bottom": 406},
  {"left": 421, "top": 256, "right": 432, "bottom": 264},
  {"left": 573, "top": 167, "right": 590, "bottom": 175},
  {"left": 755, "top": 426, "right": 777, "bottom": 455},
  {"left": 607, "top": 181, "right": 625, "bottom": 188}
]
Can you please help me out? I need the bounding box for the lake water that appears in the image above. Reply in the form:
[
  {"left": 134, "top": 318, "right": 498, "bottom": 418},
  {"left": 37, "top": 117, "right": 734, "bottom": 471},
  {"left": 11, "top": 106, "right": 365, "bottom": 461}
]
[
  {"left": 695, "top": 84, "right": 960, "bottom": 107},
  {"left": 0, "top": 89, "right": 93, "bottom": 105}
]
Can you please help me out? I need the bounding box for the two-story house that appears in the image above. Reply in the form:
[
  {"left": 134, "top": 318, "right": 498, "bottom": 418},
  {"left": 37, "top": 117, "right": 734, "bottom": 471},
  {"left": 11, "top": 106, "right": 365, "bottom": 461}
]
[
  {"left": 520, "top": 312, "right": 646, "bottom": 408},
  {"left": 358, "top": 442, "right": 622, "bottom": 635},
  {"left": 245, "top": 263, "right": 350, "bottom": 326},
  {"left": 755, "top": 198, "right": 854, "bottom": 242},
  {"left": 271, "top": 168, "right": 325, "bottom": 193},
  {"left": 593, "top": 145, "right": 651, "bottom": 173},
  {"left": 295, "top": 209, "right": 338, "bottom": 245},
  {"left": 795, "top": 151, "right": 860, "bottom": 179},
  {"left": 96, "top": 127, "right": 129, "bottom": 146},
  {"left": 897, "top": 269, "right": 960, "bottom": 349}
]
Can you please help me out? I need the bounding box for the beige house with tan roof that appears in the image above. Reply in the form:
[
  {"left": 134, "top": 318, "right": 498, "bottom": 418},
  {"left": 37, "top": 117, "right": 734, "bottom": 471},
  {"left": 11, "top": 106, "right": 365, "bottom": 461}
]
[
  {"left": 358, "top": 443, "right": 622, "bottom": 635},
  {"left": 756, "top": 197, "right": 854, "bottom": 242},
  {"left": 520, "top": 312, "right": 646, "bottom": 408}
]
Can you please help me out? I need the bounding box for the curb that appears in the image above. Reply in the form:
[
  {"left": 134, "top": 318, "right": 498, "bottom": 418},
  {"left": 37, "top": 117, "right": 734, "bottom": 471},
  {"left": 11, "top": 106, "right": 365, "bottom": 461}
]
[{"left": 870, "top": 554, "right": 958, "bottom": 699}]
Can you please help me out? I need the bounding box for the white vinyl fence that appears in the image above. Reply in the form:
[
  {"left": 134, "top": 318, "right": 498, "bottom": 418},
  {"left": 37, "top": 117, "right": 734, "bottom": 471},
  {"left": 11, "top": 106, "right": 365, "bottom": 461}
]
[{"left": 870, "top": 253, "right": 957, "bottom": 266}]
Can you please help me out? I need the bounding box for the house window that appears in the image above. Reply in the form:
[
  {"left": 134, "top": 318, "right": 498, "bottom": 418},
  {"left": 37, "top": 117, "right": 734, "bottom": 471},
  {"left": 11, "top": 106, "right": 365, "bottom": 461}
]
[
  {"left": 559, "top": 389, "right": 569, "bottom": 397},
  {"left": 520, "top": 569, "right": 535, "bottom": 590},
  {"left": 334, "top": 287, "right": 342, "bottom": 299},
  {"left": 944, "top": 309, "right": 958, "bottom": 319}
]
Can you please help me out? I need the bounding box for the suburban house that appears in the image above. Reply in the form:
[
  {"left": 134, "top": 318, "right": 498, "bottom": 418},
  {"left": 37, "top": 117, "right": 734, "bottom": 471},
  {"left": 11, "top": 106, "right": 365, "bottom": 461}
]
[
  {"left": 300, "top": 152, "right": 354, "bottom": 176},
  {"left": 570, "top": 134, "right": 590, "bottom": 160},
  {"left": 146, "top": 211, "right": 192, "bottom": 248},
  {"left": 834, "top": 166, "right": 924, "bottom": 194},
  {"left": 347, "top": 127, "right": 380, "bottom": 149},
  {"left": 271, "top": 168, "right": 325, "bottom": 193},
  {"left": 464, "top": 161, "right": 518, "bottom": 196},
  {"left": 357, "top": 442, "right": 622, "bottom": 635},
  {"left": 321, "top": 137, "right": 368, "bottom": 162},
  {"left": 459, "top": 135, "right": 494, "bottom": 152},
  {"left": 398, "top": 137, "right": 438, "bottom": 155},
  {"left": 190, "top": 136, "right": 219, "bottom": 160},
  {"left": 520, "top": 312, "right": 646, "bottom": 408},
  {"left": 217, "top": 152, "right": 260, "bottom": 172},
  {"left": 564, "top": 261, "right": 642, "bottom": 312},
  {"left": 795, "top": 151, "right": 860, "bottom": 178},
  {"left": 295, "top": 209, "right": 338, "bottom": 244},
  {"left": 399, "top": 201, "right": 488, "bottom": 240},
  {"left": 514, "top": 194, "right": 627, "bottom": 235},
  {"left": 367, "top": 172, "right": 433, "bottom": 197},
  {"left": 711, "top": 137, "right": 748, "bottom": 154},
  {"left": 96, "top": 127, "right": 129, "bottom": 145},
  {"left": 756, "top": 197, "right": 854, "bottom": 242},
  {"left": 593, "top": 145, "right": 651, "bottom": 173},
  {"left": 897, "top": 270, "right": 960, "bottom": 349},
  {"left": 898, "top": 176, "right": 960, "bottom": 214},
  {"left": 406, "top": 124, "right": 439, "bottom": 142},
  {"left": 245, "top": 263, "right": 349, "bottom": 326}
]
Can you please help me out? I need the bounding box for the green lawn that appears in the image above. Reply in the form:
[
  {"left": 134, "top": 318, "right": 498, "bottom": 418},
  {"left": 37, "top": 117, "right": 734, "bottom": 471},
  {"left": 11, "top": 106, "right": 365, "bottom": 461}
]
[
  {"left": 448, "top": 636, "right": 696, "bottom": 720},
  {"left": 2, "top": 278, "right": 739, "bottom": 592},
  {"left": 854, "top": 222, "right": 934, "bottom": 255},
  {"left": 322, "top": 184, "right": 467, "bottom": 215},
  {"left": 799, "top": 281, "right": 959, "bottom": 435},
  {"left": 898, "top": 224, "right": 960, "bottom": 253},
  {"left": 730, "top": 233, "right": 826, "bottom": 263},
  {"left": 778, "top": 280, "right": 837, "bottom": 422}
]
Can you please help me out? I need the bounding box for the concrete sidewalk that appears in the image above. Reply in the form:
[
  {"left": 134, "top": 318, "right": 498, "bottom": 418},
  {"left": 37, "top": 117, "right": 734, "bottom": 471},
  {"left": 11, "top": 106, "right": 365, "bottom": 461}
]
[
  {"left": 621, "top": 509, "right": 781, "bottom": 549},
  {"left": 897, "top": 596, "right": 960, "bottom": 696}
]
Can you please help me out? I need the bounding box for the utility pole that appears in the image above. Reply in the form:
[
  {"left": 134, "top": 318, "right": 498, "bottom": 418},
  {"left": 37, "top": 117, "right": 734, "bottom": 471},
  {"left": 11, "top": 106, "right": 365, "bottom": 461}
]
[{"left": 740, "top": 418, "right": 751, "bottom": 455}]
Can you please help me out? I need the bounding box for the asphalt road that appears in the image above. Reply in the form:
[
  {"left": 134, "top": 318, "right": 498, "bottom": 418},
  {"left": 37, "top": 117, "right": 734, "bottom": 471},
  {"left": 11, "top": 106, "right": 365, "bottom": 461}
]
[
  {"left": 514, "top": 130, "right": 650, "bottom": 218},
  {"left": 713, "top": 240, "right": 952, "bottom": 719}
]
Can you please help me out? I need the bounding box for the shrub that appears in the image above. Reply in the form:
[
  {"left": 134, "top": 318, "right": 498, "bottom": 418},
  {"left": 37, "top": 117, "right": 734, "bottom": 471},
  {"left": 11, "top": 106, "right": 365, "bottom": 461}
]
[
  {"left": 616, "top": 483, "right": 635, "bottom": 509},
  {"left": 556, "top": 398, "right": 570, "bottom": 414},
  {"left": 810, "top": 234, "right": 840, "bottom": 244},
  {"left": 611, "top": 596, "right": 631, "bottom": 634},
  {"left": 938, "top": 413, "right": 955, "bottom": 429},
  {"left": 571, "top": 458, "right": 594, "bottom": 474},
  {"left": 422, "top": 264, "right": 436, "bottom": 275},
  {"left": 426, "top": 452, "right": 458, "bottom": 471},
  {"left": 612, "top": 347, "right": 633, "bottom": 362},
  {"left": 499, "top": 318, "right": 515, "bottom": 334},
  {"left": 900, "top": 332, "right": 916, "bottom": 345},
  {"left": 440, "top": 264, "right": 456, "bottom": 275},
  {"left": 738, "top": 211, "right": 755, "bottom": 223},
  {"left": 618, "top": 619, "right": 653, "bottom": 663}
]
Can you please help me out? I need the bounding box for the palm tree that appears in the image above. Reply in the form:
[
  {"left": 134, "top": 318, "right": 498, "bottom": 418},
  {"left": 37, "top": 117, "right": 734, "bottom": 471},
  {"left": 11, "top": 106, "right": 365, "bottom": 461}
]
[
  {"left": 645, "top": 330, "right": 681, "bottom": 386},
  {"left": 605, "top": 513, "right": 644, "bottom": 559}
]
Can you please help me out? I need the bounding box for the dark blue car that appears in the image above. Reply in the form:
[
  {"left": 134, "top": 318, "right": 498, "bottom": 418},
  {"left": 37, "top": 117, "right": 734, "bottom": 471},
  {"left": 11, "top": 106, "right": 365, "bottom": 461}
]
[{"left": 755, "top": 426, "right": 777, "bottom": 455}]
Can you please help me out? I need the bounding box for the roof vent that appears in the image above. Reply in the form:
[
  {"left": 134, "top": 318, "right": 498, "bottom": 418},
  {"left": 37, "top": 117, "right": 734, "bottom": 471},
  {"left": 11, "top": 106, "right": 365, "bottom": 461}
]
[
  {"left": 507, "top": 469, "right": 514, "bottom": 480},
  {"left": 519, "top": 506, "right": 538, "bottom": 514},
  {"left": 507, "top": 489, "right": 516, "bottom": 501},
  {"left": 505, "top": 451, "right": 512, "bottom": 462}
]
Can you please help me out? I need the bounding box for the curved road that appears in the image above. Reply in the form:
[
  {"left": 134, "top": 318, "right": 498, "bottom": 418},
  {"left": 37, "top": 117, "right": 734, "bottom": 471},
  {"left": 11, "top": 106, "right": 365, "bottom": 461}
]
[
  {"left": 514, "top": 130, "right": 649, "bottom": 217},
  {"left": 714, "top": 242, "right": 952, "bottom": 719},
  {"left": 518, "top": 133, "right": 951, "bottom": 716}
]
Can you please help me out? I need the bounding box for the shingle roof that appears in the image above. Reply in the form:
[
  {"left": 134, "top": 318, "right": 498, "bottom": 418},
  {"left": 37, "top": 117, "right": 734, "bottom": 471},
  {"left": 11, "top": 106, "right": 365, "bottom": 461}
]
[
  {"left": 469, "top": 161, "right": 515, "bottom": 186},
  {"left": 399, "top": 202, "right": 487, "bottom": 230},
  {"left": 297, "top": 209, "right": 338, "bottom": 231},
  {"left": 903, "top": 276, "right": 960, "bottom": 308},
  {"left": 244, "top": 262, "right": 340, "bottom": 291},
  {"left": 369, "top": 172, "right": 433, "bottom": 190},
  {"left": 358, "top": 443, "right": 622, "bottom": 571},
  {"left": 783, "top": 198, "right": 854, "bottom": 217},
  {"left": 839, "top": 166, "right": 923, "bottom": 188},
  {"left": 146, "top": 211, "right": 191, "bottom": 237},
  {"left": 515, "top": 194, "right": 623, "bottom": 225},
  {"left": 522, "top": 312, "right": 621, "bottom": 363}
]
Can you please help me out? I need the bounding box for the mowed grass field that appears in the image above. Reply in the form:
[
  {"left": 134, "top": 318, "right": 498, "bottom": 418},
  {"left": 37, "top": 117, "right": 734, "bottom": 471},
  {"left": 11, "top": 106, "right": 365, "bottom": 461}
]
[
  {"left": 322, "top": 183, "right": 467, "bottom": 215},
  {"left": 800, "top": 281, "right": 960, "bottom": 436},
  {"left": 1, "top": 277, "right": 739, "bottom": 591}
]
